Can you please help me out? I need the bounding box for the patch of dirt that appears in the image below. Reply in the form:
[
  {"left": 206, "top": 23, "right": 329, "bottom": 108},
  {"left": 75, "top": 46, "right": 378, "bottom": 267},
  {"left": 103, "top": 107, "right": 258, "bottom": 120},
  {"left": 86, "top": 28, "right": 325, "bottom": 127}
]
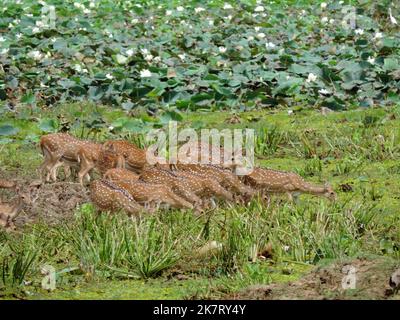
[
  {"left": 1, "top": 178, "right": 90, "bottom": 227},
  {"left": 227, "top": 257, "right": 400, "bottom": 300}
]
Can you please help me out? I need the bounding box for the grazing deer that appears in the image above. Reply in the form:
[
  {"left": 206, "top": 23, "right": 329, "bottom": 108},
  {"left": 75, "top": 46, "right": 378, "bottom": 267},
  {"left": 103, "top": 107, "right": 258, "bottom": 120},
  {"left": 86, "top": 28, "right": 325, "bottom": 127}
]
[
  {"left": 90, "top": 179, "right": 144, "bottom": 216},
  {"left": 39, "top": 133, "right": 101, "bottom": 183},
  {"left": 0, "top": 187, "right": 33, "bottom": 231},
  {"left": 173, "top": 164, "right": 255, "bottom": 199},
  {"left": 103, "top": 168, "right": 140, "bottom": 182},
  {"left": 173, "top": 170, "right": 234, "bottom": 204},
  {"left": 103, "top": 140, "right": 148, "bottom": 174},
  {"left": 139, "top": 167, "right": 203, "bottom": 209},
  {"left": 110, "top": 179, "right": 194, "bottom": 211},
  {"left": 242, "top": 167, "right": 336, "bottom": 202},
  {"left": 77, "top": 147, "right": 125, "bottom": 186}
]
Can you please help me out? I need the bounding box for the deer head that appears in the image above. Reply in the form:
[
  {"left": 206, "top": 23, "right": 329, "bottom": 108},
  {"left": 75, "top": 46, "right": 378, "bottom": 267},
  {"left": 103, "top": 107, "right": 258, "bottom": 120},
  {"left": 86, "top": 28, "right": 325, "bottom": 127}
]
[{"left": 323, "top": 183, "right": 337, "bottom": 201}]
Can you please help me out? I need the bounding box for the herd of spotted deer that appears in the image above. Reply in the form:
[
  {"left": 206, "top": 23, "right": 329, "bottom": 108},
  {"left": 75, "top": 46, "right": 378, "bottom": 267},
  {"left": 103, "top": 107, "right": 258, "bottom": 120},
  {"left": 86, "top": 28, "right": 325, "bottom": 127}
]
[{"left": 0, "top": 132, "right": 336, "bottom": 231}]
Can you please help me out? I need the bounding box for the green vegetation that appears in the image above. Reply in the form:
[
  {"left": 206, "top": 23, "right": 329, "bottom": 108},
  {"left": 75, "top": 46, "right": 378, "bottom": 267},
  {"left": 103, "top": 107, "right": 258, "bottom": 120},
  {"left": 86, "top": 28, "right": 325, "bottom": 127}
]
[
  {"left": 1, "top": 104, "right": 399, "bottom": 299},
  {"left": 0, "top": 0, "right": 399, "bottom": 112}
]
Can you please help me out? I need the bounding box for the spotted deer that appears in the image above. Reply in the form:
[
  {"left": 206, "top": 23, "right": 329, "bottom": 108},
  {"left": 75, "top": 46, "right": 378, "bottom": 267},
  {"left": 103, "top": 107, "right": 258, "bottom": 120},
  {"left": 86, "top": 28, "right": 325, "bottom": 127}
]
[
  {"left": 173, "top": 164, "right": 255, "bottom": 202},
  {"left": 103, "top": 168, "right": 140, "bottom": 182},
  {"left": 139, "top": 167, "right": 204, "bottom": 209},
  {"left": 39, "top": 133, "right": 101, "bottom": 183},
  {"left": 103, "top": 140, "right": 148, "bottom": 174},
  {"left": 77, "top": 147, "right": 125, "bottom": 186},
  {"left": 242, "top": 167, "right": 336, "bottom": 202},
  {"left": 173, "top": 170, "right": 234, "bottom": 205},
  {"left": 0, "top": 187, "right": 33, "bottom": 231},
  {"left": 110, "top": 179, "right": 194, "bottom": 211},
  {"left": 90, "top": 179, "right": 144, "bottom": 215}
]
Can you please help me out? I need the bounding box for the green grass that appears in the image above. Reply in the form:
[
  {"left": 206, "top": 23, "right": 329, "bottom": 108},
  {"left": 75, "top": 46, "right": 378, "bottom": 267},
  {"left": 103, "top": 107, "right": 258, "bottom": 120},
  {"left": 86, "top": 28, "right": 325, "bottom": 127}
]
[{"left": 0, "top": 103, "right": 400, "bottom": 299}]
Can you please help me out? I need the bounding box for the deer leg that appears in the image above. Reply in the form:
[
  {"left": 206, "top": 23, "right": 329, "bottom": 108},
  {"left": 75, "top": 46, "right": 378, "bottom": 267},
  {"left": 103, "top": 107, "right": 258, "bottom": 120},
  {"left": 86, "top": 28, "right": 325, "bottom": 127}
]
[
  {"left": 175, "top": 185, "right": 202, "bottom": 206},
  {"left": 78, "top": 159, "right": 94, "bottom": 186}
]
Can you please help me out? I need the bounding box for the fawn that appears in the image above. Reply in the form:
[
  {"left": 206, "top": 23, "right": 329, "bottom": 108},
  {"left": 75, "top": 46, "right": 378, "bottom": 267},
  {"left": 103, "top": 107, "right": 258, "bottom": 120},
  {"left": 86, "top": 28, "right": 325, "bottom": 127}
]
[
  {"left": 90, "top": 179, "right": 144, "bottom": 216},
  {"left": 103, "top": 140, "right": 148, "bottom": 174},
  {"left": 0, "top": 186, "right": 33, "bottom": 231},
  {"left": 110, "top": 179, "right": 194, "bottom": 211},
  {"left": 242, "top": 167, "right": 336, "bottom": 202},
  {"left": 39, "top": 133, "right": 101, "bottom": 183},
  {"left": 0, "top": 179, "right": 16, "bottom": 189}
]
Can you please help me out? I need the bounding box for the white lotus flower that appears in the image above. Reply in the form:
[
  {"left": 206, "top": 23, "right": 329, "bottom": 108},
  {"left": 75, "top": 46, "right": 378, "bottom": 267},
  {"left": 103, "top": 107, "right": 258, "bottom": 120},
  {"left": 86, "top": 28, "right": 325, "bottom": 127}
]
[
  {"left": 89, "top": 2, "right": 95, "bottom": 8},
  {"left": 339, "top": 1, "right": 344, "bottom": 4},
  {"left": 126, "top": 48, "right": 134, "bottom": 57},
  {"left": 374, "top": 32, "right": 383, "bottom": 39},
  {"left": 16, "top": 33, "right": 22, "bottom": 39},
  {"left": 265, "top": 42, "right": 276, "bottom": 49},
  {"left": 176, "top": 6, "right": 184, "bottom": 12},
  {"left": 254, "top": 26, "right": 261, "bottom": 32},
  {"left": 355, "top": 28, "right": 364, "bottom": 35},
  {"left": 105, "top": 73, "right": 113, "bottom": 80},
  {"left": 256, "top": 32, "right": 266, "bottom": 39},
  {"left": 321, "top": 2, "right": 327, "bottom": 9},
  {"left": 153, "top": 56, "right": 161, "bottom": 63},
  {"left": 329, "top": 19, "right": 335, "bottom": 24},
  {"left": 218, "top": 46, "right": 227, "bottom": 53},
  {"left": 208, "top": 19, "right": 214, "bottom": 26},
  {"left": 223, "top": 3, "right": 233, "bottom": 9},
  {"left": 166, "top": 10, "right": 172, "bottom": 16},
  {"left": 140, "top": 69, "right": 152, "bottom": 78},
  {"left": 255, "top": 6, "right": 264, "bottom": 12},
  {"left": 116, "top": 54, "right": 128, "bottom": 64},
  {"left": 195, "top": 7, "right": 205, "bottom": 13},
  {"left": 140, "top": 48, "right": 149, "bottom": 55},
  {"left": 389, "top": 8, "right": 397, "bottom": 25},
  {"left": 83, "top": 8, "right": 91, "bottom": 14},
  {"left": 367, "top": 56, "right": 375, "bottom": 64},
  {"left": 0, "top": 36, "right": 5, "bottom": 42},
  {"left": 74, "top": 64, "right": 82, "bottom": 72},
  {"left": 32, "top": 27, "right": 40, "bottom": 34},
  {"left": 287, "top": 110, "right": 293, "bottom": 116},
  {"left": 0, "top": 48, "right": 9, "bottom": 55},
  {"left": 321, "top": 16, "right": 328, "bottom": 23},
  {"left": 178, "top": 53, "right": 186, "bottom": 60},
  {"left": 248, "top": 35, "right": 254, "bottom": 41},
  {"left": 225, "top": 15, "right": 232, "bottom": 21},
  {"left": 27, "top": 50, "right": 43, "bottom": 61},
  {"left": 306, "top": 73, "right": 317, "bottom": 83},
  {"left": 144, "top": 54, "right": 154, "bottom": 62},
  {"left": 318, "top": 88, "right": 330, "bottom": 95}
]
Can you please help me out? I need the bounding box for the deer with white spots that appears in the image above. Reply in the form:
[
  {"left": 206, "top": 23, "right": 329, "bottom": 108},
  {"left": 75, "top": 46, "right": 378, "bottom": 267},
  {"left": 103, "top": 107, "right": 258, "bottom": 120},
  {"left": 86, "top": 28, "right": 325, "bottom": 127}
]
[
  {"left": 103, "top": 140, "right": 148, "bottom": 174},
  {"left": 139, "top": 167, "right": 204, "bottom": 209},
  {"left": 109, "top": 179, "right": 194, "bottom": 211},
  {"left": 103, "top": 168, "right": 140, "bottom": 182},
  {"left": 172, "top": 170, "right": 235, "bottom": 207},
  {"left": 173, "top": 164, "right": 255, "bottom": 202},
  {"left": 242, "top": 167, "right": 336, "bottom": 202},
  {"left": 39, "top": 133, "right": 101, "bottom": 183},
  {"left": 90, "top": 179, "right": 144, "bottom": 216},
  {"left": 77, "top": 147, "right": 125, "bottom": 186}
]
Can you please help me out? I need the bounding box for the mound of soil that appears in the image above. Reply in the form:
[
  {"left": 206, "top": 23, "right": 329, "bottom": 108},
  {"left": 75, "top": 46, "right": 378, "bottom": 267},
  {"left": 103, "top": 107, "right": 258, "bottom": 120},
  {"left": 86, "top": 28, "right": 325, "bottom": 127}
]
[
  {"left": 2, "top": 180, "right": 91, "bottom": 227},
  {"left": 228, "top": 257, "right": 400, "bottom": 300}
]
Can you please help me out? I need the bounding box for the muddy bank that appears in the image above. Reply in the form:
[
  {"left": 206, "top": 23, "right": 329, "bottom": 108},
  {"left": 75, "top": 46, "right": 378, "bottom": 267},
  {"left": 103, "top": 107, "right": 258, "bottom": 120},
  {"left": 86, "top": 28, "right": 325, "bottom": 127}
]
[{"left": 228, "top": 257, "right": 400, "bottom": 300}]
